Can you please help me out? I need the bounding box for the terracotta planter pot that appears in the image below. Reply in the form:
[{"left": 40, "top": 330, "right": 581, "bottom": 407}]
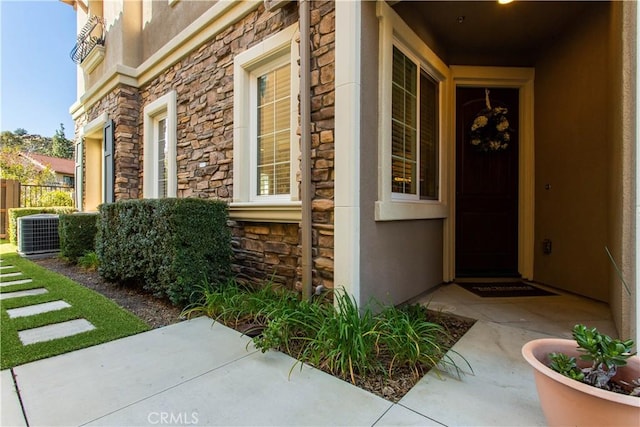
[{"left": 522, "top": 338, "right": 640, "bottom": 427}]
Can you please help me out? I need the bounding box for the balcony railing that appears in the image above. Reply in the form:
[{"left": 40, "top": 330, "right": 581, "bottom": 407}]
[{"left": 70, "top": 15, "right": 105, "bottom": 64}]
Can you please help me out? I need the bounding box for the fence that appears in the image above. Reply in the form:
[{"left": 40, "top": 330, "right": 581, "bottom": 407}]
[
  {"left": 20, "top": 184, "right": 75, "bottom": 208},
  {"left": 1, "top": 179, "right": 20, "bottom": 238},
  {"left": 0, "top": 181, "right": 75, "bottom": 239}
]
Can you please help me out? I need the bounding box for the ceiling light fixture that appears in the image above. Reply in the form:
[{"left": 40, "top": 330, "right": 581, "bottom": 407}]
[{"left": 498, "top": 0, "right": 514, "bottom": 4}]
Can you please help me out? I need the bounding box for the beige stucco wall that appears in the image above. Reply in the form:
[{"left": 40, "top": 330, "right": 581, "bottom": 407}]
[
  {"left": 81, "top": 0, "right": 212, "bottom": 92},
  {"left": 141, "top": 0, "right": 216, "bottom": 63},
  {"left": 608, "top": 1, "right": 637, "bottom": 341},
  {"left": 358, "top": 1, "right": 444, "bottom": 307},
  {"left": 80, "top": 0, "right": 143, "bottom": 90},
  {"left": 84, "top": 137, "right": 102, "bottom": 212},
  {"left": 534, "top": 3, "right": 611, "bottom": 302}
]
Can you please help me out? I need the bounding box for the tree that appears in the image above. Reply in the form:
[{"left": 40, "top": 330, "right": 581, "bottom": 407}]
[
  {"left": 0, "top": 130, "right": 51, "bottom": 155},
  {"left": 51, "top": 123, "right": 74, "bottom": 159}
]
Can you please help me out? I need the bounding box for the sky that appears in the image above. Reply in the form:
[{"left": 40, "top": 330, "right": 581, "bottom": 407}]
[{"left": 1, "top": 0, "right": 77, "bottom": 139}]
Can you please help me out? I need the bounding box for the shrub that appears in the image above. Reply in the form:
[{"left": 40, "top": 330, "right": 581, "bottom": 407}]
[
  {"left": 39, "top": 190, "right": 74, "bottom": 207},
  {"left": 77, "top": 251, "right": 100, "bottom": 271},
  {"left": 8, "top": 206, "right": 76, "bottom": 245},
  {"left": 58, "top": 213, "right": 99, "bottom": 262},
  {"left": 96, "top": 198, "right": 232, "bottom": 306}
]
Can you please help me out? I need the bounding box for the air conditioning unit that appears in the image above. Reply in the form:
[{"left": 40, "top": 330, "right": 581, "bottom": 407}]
[{"left": 17, "top": 214, "right": 60, "bottom": 258}]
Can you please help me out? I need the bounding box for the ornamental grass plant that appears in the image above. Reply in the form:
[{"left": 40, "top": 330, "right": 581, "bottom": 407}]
[{"left": 183, "top": 280, "right": 471, "bottom": 389}]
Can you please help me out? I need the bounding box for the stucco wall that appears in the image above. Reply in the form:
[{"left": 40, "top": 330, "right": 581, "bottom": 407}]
[
  {"left": 85, "top": 0, "right": 143, "bottom": 88},
  {"left": 358, "top": 1, "right": 444, "bottom": 307},
  {"left": 534, "top": 3, "right": 611, "bottom": 302},
  {"left": 84, "top": 137, "right": 102, "bottom": 211},
  {"left": 141, "top": 0, "right": 216, "bottom": 64},
  {"left": 608, "top": 1, "right": 637, "bottom": 340}
]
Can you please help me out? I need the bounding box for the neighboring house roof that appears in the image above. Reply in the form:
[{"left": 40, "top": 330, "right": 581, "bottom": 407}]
[{"left": 20, "top": 153, "right": 75, "bottom": 176}]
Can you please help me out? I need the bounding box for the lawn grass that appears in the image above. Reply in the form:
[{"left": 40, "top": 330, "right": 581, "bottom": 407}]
[{"left": 1, "top": 241, "right": 149, "bottom": 369}]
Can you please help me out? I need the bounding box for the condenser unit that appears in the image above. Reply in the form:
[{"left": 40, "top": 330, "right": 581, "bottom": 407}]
[{"left": 17, "top": 214, "right": 60, "bottom": 258}]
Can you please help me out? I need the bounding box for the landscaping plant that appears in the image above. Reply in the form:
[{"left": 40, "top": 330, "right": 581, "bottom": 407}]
[
  {"left": 38, "top": 190, "right": 74, "bottom": 207},
  {"left": 77, "top": 251, "right": 100, "bottom": 271},
  {"left": 549, "top": 324, "right": 639, "bottom": 396},
  {"left": 96, "top": 198, "right": 231, "bottom": 305},
  {"left": 298, "top": 291, "right": 381, "bottom": 384},
  {"left": 58, "top": 212, "right": 99, "bottom": 262},
  {"left": 184, "top": 284, "right": 471, "bottom": 390}
]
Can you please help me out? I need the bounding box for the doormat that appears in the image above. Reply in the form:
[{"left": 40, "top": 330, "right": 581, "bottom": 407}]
[{"left": 457, "top": 282, "right": 557, "bottom": 298}]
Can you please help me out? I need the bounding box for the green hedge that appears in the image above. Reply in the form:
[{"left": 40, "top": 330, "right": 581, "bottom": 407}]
[
  {"left": 8, "top": 207, "right": 76, "bottom": 245},
  {"left": 58, "top": 213, "right": 99, "bottom": 262},
  {"left": 96, "top": 198, "right": 232, "bottom": 305}
]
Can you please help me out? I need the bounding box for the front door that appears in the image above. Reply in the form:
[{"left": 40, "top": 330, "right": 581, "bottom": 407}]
[{"left": 455, "top": 87, "right": 519, "bottom": 277}]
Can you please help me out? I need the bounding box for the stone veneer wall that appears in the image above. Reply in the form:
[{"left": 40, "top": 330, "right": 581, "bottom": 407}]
[
  {"left": 76, "top": 1, "right": 335, "bottom": 292},
  {"left": 76, "top": 84, "right": 142, "bottom": 208}
]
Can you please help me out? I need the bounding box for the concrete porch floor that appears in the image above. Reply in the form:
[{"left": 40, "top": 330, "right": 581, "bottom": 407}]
[{"left": 413, "top": 281, "right": 617, "bottom": 339}]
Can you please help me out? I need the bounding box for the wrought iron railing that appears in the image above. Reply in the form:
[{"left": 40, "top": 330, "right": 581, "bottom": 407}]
[
  {"left": 20, "top": 184, "right": 74, "bottom": 208},
  {"left": 70, "top": 15, "right": 105, "bottom": 64}
]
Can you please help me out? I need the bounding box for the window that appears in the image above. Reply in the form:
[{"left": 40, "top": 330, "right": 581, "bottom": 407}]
[
  {"left": 256, "top": 63, "right": 291, "bottom": 197},
  {"left": 376, "top": 2, "right": 449, "bottom": 221},
  {"left": 143, "top": 91, "right": 176, "bottom": 198},
  {"left": 391, "top": 46, "right": 439, "bottom": 200},
  {"left": 232, "top": 23, "right": 301, "bottom": 222},
  {"left": 155, "top": 116, "right": 168, "bottom": 198}
]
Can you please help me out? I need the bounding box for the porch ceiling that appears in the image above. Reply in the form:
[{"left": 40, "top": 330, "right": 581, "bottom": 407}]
[{"left": 391, "top": 1, "right": 595, "bottom": 66}]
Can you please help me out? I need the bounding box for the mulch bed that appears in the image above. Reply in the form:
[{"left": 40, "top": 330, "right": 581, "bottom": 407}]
[
  {"left": 32, "top": 256, "right": 476, "bottom": 402},
  {"left": 32, "top": 257, "right": 183, "bottom": 329}
]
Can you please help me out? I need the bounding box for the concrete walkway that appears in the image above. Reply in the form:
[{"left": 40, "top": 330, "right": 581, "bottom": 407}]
[{"left": 1, "top": 316, "right": 550, "bottom": 427}]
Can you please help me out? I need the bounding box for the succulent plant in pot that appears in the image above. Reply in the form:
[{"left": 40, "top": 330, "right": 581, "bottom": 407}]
[
  {"left": 550, "top": 325, "right": 638, "bottom": 394},
  {"left": 522, "top": 324, "right": 640, "bottom": 427}
]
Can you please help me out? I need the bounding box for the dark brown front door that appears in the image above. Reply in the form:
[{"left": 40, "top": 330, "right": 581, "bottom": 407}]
[{"left": 456, "top": 87, "right": 519, "bottom": 277}]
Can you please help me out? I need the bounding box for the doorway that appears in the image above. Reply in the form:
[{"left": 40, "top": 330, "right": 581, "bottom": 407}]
[{"left": 455, "top": 87, "right": 520, "bottom": 277}]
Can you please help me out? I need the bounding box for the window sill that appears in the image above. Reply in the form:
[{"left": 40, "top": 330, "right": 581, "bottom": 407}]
[
  {"left": 375, "top": 200, "right": 447, "bottom": 221},
  {"left": 229, "top": 201, "right": 301, "bottom": 223}
]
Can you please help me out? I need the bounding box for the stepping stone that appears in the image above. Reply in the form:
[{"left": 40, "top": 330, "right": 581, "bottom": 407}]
[
  {"left": 0, "top": 288, "right": 48, "bottom": 300},
  {"left": 0, "top": 279, "right": 33, "bottom": 287},
  {"left": 0, "top": 265, "right": 15, "bottom": 270},
  {"left": 0, "top": 272, "right": 23, "bottom": 278},
  {"left": 7, "top": 300, "right": 71, "bottom": 319},
  {"left": 18, "top": 319, "right": 96, "bottom": 345}
]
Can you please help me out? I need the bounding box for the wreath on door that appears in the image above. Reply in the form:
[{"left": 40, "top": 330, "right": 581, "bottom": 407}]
[{"left": 469, "top": 89, "right": 513, "bottom": 152}]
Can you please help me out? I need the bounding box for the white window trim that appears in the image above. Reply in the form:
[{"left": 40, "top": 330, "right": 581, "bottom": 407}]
[
  {"left": 231, "top": 23, "right": 300, "bottom": 222},
  {"left": 74, "top": 139, "right": 84, "bottom": 210},
  {"left": 143, "top": 90, "right": 177, "bottom": 198},
  {"left": 375, "top": 1, "right": 450, "bottom": 221}
]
